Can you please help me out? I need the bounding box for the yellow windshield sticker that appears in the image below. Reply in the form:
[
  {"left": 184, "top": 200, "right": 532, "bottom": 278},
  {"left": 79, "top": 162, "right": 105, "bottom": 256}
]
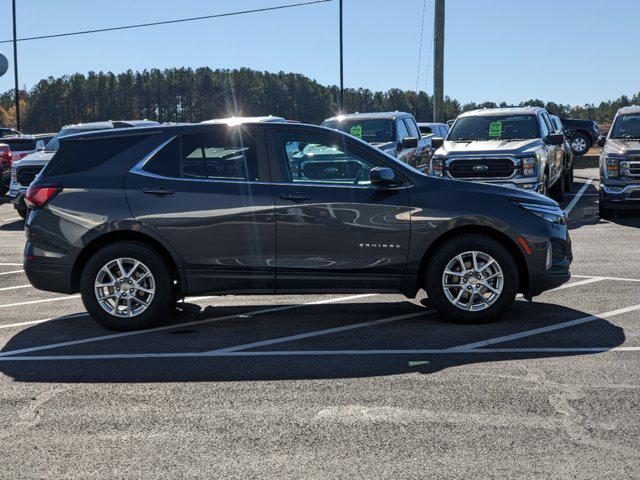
[
  {"left": 350, "top": 124, "right": 363, "bottom": 139},
  {"left": 488, "top": 121, "right": 502, "bottom": 137}
]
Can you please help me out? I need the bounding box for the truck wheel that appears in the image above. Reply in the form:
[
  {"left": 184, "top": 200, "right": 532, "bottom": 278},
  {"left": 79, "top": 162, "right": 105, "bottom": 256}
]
[
  {"left": 563, "top": 165, "right": 573, "bottom": 191},
  {"left": 80, "top": 241, "right": 174, "bottom": 331},
  {"left": 598, "top": 201, "right": 615, "bottom": 220},
  {"left": 550, "top": 173, "right": 565, "bottom": 200},
  {"left": 425, "top": 235, "right": 519, "bottom": 324},
  {"left": 571, "top": 134, "right": 590, "bottom": 156}
]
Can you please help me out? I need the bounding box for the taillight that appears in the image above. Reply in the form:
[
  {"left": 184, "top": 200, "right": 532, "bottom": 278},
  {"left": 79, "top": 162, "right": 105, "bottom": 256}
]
[{"left": 24, "top": 185, "right": 62, "bottom": 209}]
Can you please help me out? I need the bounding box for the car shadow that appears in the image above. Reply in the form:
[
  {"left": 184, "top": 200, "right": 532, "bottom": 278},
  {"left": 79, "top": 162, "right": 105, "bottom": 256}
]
[{"left": 0, "top": 300, "right": 625, "bottom": 383}]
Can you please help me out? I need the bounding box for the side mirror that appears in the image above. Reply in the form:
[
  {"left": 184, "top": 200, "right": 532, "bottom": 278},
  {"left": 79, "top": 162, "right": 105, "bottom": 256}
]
[
  {"left": 370, "top": 167, "right": 402, "bottom": 188},
  {"left": 597, "top": 136, "right": 606, "bottom": 148},
  {"left": 400, "top": 136, "right": 418, "bottom": 149},
  {"left": 545, "top": 133, "right": 564, "bottom": 146},
  {"left": 431, "top": 137, "right": 444, "bottom": 149}
]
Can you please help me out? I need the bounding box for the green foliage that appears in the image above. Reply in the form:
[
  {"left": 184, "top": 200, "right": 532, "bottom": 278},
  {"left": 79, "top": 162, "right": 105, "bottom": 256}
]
[{"left": 1, "top": 67, "right": 638, "bottom": 131}]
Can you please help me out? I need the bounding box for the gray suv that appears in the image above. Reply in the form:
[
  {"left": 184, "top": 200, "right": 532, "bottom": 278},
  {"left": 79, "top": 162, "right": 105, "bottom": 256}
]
[
  {"left": 430, "top": 107, "right": 567, "bottom": 198},
  {"left": 597, "top": 105, "right": 640, "bottom": 218}
]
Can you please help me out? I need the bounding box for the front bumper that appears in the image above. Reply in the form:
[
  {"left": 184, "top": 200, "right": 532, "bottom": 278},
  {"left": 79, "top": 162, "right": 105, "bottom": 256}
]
[{"left": 600, "top": 183, "right": 640, "bottom": 210}]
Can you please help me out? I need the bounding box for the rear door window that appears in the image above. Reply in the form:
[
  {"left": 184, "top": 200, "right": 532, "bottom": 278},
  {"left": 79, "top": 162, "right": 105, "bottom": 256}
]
[{"left": 141, "top": 129, "right": 260, "bottom": 182}]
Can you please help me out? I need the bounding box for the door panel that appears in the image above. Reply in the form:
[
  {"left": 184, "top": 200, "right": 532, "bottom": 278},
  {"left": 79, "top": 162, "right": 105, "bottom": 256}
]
[
  {"left": 125, "top": 130, "right": 276, "bottom": 294},
  {"left": 270, "top": 130, "right": 412, "bottom": 292}
]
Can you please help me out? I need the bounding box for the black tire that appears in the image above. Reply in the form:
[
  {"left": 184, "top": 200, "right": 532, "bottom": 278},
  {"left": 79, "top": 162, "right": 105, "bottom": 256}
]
[
  {"left": 80, "top": 241, "right": 174, "bottom": 331},
  {"left": 570, "top": 133, "right": 590, "bottom": 156},
  {"left": 599, "top": 201, "right": 615, "bottom": 220},
  {"left": 15, "top": 202, "right": 28, "bottom": 219},
  {"left": 425, "top": 235, "right": 519, "bottom": 324},
  {"left": 550, "top": 173, "right": 565, "bottom": 200},
  {"left": 563, "top": 165, "right": 573, "bottom": 192}
]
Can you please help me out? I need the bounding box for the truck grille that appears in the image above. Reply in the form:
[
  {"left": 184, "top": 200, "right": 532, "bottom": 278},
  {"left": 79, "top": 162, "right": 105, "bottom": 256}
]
[
  {"left": 17, "top": 165, "right": 43, "bottom": 186},
  {"left": 628, "top": 160, "right": 640, "bottom": 179},
  {"left": 448, "top": 158, "right": 516, "bottom": 179}
]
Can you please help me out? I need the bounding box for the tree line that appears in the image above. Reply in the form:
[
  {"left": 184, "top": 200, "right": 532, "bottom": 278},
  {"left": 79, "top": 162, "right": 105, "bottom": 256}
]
[{"left": 1, "top": 67, "right": 639, "bottom": 132}]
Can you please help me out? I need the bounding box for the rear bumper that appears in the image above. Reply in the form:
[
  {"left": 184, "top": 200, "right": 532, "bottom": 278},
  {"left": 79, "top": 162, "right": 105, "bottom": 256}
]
[
  {"left": 600, "top": 184, "right": 640, "bottom": 210},
  {"left": 23, "top": 245, "right": 75, "bottom": 294}
]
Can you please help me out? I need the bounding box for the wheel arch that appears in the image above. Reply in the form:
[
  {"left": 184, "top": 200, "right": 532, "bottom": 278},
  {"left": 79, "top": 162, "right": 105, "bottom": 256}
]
[
  {"left": 71, "top": 229, "right": 184, "bottom": 292},
  {"left": 413, "top": 225, "right": 529, "bottom": 296}
]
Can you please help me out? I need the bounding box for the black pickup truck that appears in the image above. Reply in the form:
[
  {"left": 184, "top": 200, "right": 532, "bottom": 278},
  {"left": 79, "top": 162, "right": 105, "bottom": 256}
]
[{"left": 560, "top": 117, "right": 601, "bottom": 156}]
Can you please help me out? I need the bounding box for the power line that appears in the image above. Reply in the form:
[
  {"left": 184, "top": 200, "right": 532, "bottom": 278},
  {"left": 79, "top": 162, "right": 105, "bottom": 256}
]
[
  {"left": 415, "top": 0, "right": 427, "bottom": 92},
  {"left": 0, "top": 0, "right": 332, "bottom": 44}
]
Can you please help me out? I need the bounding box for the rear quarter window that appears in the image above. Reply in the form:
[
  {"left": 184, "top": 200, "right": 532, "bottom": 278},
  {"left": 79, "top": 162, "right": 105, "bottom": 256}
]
[
  {"left": 5, "top": 139, "right": 36, "bottom": 151},
  {"left": 45, "top": 134, "right": 150, "bottom": 176}
]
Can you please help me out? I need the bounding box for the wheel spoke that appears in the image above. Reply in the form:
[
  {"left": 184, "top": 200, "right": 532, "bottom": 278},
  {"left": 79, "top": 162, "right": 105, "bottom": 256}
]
[
  {"left": 481, "top": 282, "right": 501, "bottom": 295},
  {"left": 96, "top": 281, "right": 116, "bottom": 289},
  {"left": 115, "top": 259, "right": 126, "bottom": 278},
  {"left": 134, "top": 285, "right": 153, "bottom": 294},
  {"left": 126, "top": 297, "right": 132, "bottom": 317},
  {"left": 467, "top": 292, "right": 475, "bottom": 310},
  {"left": 472, "top": 251, "right": 479, "bottom": 272},
  {"left": 479, "top": 259, "right": 495, "bottom": 272},
  {"left": 444, "top": 270, "right": 464, "bottom": 277},
  {"left": 127, "top": 260, "right": 140, "bottom": 278}
]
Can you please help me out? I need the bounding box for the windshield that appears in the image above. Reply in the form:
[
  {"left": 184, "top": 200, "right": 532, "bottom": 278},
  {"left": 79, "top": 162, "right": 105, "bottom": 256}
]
[
  {"left": 448, "top": 114, "right": 540, "bottom": 141},
  {"left": 610, "top": 114, "right": 640, "bottom": 140},
  {"left": 323, "top": 119, "right": 394, "bottom": 143}
]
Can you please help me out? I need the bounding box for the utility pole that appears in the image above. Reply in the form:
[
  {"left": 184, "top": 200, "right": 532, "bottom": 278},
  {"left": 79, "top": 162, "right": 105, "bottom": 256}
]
[
  {"left": 12, "top": 0, "right": 21, "bottom": 131},
  {"left": 433, "top": 0, "right": 445, "bottom": 123},
  {"left": 338, "top": 0, "right": 344, "bottom": 112}
]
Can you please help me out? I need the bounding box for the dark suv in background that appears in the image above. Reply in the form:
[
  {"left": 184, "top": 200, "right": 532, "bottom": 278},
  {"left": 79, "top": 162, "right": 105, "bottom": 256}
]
[
  {"left": 23, "top": 121, "right": 571, "bottom": 330},
  {"left": 430, "top": 107, "right": 568, "bottom": 198},
  {"left": 598, "top": 106, "right": 640, "bottom": 218},
  {"left": 322, "top": 112, "right": 430, "bottom": 171},
  {"left": 561, "top": 117, "right": 601, "bottom": 156}
]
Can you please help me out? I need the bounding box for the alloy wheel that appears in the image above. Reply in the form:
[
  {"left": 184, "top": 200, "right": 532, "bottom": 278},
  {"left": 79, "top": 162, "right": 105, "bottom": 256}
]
[
  {"left": 571, "top": 137, "right": 588, "bottom": 154},
  {"left": 94, "top": 257, "right": 155, "bottom": 318},
  {"left": 442, "top": 251, "right": 504, "bottom": 311}
]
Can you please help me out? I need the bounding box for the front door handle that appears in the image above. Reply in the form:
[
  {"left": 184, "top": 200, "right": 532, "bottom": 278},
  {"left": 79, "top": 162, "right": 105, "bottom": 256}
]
[
  {"left": 280, "top": 192, "right": 311, "bottom": 201},
  {"left": 143, "top": 186, "right": 174, "bottom": 196}
]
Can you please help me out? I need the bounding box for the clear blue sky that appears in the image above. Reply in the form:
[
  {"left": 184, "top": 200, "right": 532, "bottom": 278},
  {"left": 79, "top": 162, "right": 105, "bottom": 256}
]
[{"left": 0, "top": 0, "right": 637, "bottom": 106}]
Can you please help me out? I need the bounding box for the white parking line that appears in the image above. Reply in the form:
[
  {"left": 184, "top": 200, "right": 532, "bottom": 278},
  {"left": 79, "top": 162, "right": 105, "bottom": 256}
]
[
  {"left": 565, "top": 178, "right": 594, "bottom": 215},
  {"left": 0, "top": 284, "right": 31, "bottom": 292},
  {"left": 0, "top": 313, "right": 88, "bottom": 330},
  {"left": 573, "top": 274, "right": 640, "bottom": 283},
  {"left": 0, "top": 270, "right": 23, "bottom": 276},
  {"left": 548, "top": 277, "right": 604, "bottom": 291},
  {"left": 0, "top": 295, "right": 81, "bottom": 308},
  {"left": 0, "top": 263, "right": 22, "bottom": 266},
  {"left": 212, "top": 310, "right": 436, "bottom": 353},
  {"left": 447, "top": 303, "right": 640, "bottom": 352},
  {"left": 1, "top": 217, "right": 22, "bottom": 222},
  {"left": 1, "top": 346, "right": 639, "bottom": 362},
  {"left": 0, "top": 293, "right": 377, "bottom": 357}
]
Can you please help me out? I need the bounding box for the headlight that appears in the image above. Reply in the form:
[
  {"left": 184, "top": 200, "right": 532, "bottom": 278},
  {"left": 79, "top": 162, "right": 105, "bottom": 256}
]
[
  {"left": 521, "top": 156, "right": 537, "bottom": 177},
  {"left": 604, "top": 156, "right": 623, "bottom": 178},
  {"left": 516, "top": 202, "right": 567, "bottom": 224},
  {"left": 432, "top": 156, "right": 444, "bottom": 177}
]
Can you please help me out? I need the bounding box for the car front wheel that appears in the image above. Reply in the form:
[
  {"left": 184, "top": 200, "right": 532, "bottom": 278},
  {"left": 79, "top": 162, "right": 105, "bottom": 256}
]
[
  {"left": 80, "top": 241, "right": 174, "bottom": 331},
  {"left": 425, "top": 235, "right": 519, "bottom": 323}
]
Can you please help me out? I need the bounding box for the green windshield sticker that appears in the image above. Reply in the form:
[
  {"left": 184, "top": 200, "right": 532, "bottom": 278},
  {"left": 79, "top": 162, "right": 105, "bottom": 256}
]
[
  {"left": 350, "top": 124, "right": 363, "bottom": 139},
  {"left": 488, "top": 121, "right": 502, "bottom": 137}
]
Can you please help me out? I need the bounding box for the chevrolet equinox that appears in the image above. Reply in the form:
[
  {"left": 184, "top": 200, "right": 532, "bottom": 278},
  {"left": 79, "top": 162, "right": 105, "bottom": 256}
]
[{"left": 23, "top": 121, "right": 572, "bottom": 330}]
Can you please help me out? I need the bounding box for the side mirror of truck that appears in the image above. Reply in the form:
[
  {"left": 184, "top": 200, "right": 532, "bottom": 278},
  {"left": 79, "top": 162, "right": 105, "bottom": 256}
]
[
  {"left": 401, "top": 137, "right": 418, "bottom": 149},
  {"left": 545, "top": 133, "right": 564, "bottom": 146},
  {"left": 597, "top": 136, "right": 606, "bottom": 148},
  {"left": 431, "top": 137, "right": 444, "bottom": 149}
]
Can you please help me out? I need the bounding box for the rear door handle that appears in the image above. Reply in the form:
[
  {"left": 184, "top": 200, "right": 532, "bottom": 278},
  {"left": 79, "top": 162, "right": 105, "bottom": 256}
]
[
  {"left": 280, "top": 192, "right": 312, "bottom": 201},
  {"left": 143, "top": 186, "right": 174, "bottom": 196}
]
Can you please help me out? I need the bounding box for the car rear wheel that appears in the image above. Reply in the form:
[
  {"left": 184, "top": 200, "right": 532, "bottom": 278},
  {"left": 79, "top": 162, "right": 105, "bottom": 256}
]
[
  {"left": 550, "top": 173, "right": 565, "bottom": 200},
  {"left": 80, "top": 242, "right": 174, "bottom": 331},
  {"left": 571, "top": 134, "right": 590, "bottom": 156},
  {"left": 425, "top": 235, "right": 519, "bottom": 324},
  {"left": 15, "top": 201, "right": 28, "bottom": 219}
]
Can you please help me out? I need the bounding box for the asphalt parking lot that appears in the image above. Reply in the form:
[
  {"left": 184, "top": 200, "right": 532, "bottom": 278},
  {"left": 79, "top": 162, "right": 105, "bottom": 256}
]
[{"left": 0, "top": 166, "right": 639, "bottom": 478}]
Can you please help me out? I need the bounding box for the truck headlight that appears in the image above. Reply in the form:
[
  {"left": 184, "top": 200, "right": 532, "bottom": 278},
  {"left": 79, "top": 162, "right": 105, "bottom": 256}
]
[
  {"left": 432, "top": 157, "right": 444, "bottom": 177},
  {"left": 521, "top": 156, "right": 537, "bottom": 177},
  {"left": 516, "top": 202, "right": 567, "bottom": 224},
  {"left": 605, "top": 157, "right": 621, "bottom": 178}
]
